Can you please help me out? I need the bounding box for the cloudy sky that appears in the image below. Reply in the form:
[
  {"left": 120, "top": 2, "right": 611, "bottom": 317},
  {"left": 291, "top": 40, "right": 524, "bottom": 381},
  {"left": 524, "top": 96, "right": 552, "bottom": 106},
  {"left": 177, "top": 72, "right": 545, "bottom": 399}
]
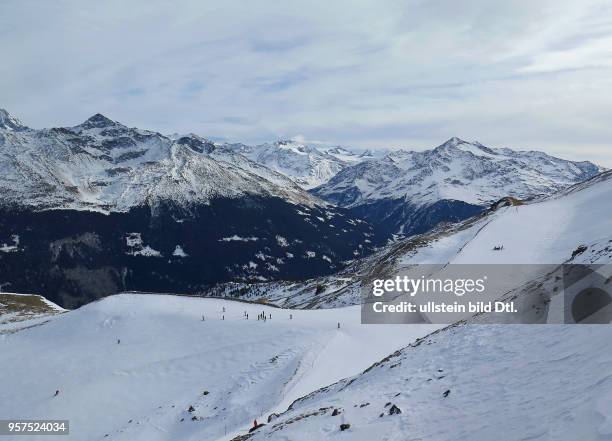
[{"left": 2, "top": 0, "right": 612, "bottom": 164}]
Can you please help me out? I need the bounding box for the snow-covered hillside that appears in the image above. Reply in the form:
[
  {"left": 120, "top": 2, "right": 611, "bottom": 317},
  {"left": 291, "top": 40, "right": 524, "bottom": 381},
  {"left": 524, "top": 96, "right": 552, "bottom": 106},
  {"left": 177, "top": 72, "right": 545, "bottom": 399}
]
[
  {"left": 215, "top": 168, "right": 612, "bottom": 438},
  {"left": 399, "top": 170, "right": 612, "bottom": 266},
  {"left": 312, "top": 137, "right": 604, "bottom": 236},
  {"left": 0, "top": 294, "right": 437, "bottom": 441},
  {"left": 243, "top": 324, "right": 612, "bottom": 441}
]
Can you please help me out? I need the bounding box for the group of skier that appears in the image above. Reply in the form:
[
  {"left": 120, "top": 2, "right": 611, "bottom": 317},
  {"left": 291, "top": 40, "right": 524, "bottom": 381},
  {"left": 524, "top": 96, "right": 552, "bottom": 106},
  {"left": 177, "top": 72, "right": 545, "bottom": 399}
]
[
  {"left": 199, "top": 308, "right": 280, "bottom": 321},
  {"left": 257, "top": 311, "right": 270, "bottom": 321}
]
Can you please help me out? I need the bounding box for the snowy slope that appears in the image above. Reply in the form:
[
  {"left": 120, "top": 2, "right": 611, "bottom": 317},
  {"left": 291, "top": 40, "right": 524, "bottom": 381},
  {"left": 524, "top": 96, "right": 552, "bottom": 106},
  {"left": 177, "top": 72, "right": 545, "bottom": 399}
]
[
  {"left": 211, "top": 170, "right": 612, "bottom": 439},
  {"left": 399, "top": 170, "right": 612, "bottom": 266},
  {"left": 112, "top": 175, "right": 612, "bottom": 441},
  {"left": 370, "top": 170, "right": 612, "bottom": 321},
  {"left": 0, "top": 294, "right": 437, "bottom": 441},
  {"left": 243, "top": 324, "right": 612, "bottom": 441}
]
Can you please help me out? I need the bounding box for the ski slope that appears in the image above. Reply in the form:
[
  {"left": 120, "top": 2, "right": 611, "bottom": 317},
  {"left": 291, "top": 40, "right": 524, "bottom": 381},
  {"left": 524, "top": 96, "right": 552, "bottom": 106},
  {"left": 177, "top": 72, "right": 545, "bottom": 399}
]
[
  {"left": 245, "top": 324, "right": 612, "bottom": 441},
  {"left": 0, "top": 294, "right": 438, "bottom": 441}
]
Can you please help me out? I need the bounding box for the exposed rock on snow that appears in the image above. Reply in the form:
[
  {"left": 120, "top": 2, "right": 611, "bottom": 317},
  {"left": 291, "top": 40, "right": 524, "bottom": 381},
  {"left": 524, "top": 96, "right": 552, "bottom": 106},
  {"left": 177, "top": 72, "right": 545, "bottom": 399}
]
[{"left": 245, "top": 323, "right": 612, "bottom": 441}]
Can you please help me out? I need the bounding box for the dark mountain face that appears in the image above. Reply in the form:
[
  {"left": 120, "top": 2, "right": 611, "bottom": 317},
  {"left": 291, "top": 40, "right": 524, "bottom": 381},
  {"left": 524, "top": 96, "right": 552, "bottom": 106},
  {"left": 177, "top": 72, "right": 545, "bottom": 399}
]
[
  {"left": 0, "top": 197, "right": 381, "bottom": 308},
  {"left": 347, "top": 198, "right": 485, "bottom": 237}
]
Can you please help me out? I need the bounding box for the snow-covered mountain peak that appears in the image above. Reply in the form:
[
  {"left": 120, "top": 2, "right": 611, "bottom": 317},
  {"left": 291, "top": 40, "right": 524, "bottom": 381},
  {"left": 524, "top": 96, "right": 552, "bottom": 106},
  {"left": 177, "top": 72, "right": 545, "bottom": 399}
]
[
  {"left": 0, "top": 108, "right": 26, "bottom": 131},
  {"left": 77, "top": 113, "right": 121, "bottom": 130},
  {"left": 430, "top": 138, "right": 512, "bottom": 161},
  {"left": 431, "top": 137, "right": 500, "bottom": 159},
  {"left": 437, "top": 136, "right": 467, "bottom": 148}
]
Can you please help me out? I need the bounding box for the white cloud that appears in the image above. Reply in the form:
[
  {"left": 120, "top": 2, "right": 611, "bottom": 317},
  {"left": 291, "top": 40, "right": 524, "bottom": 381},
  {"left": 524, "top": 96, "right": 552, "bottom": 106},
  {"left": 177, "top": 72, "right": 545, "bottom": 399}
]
[{"left": 1, "top": 0, "right": 611, "bottom": 165}]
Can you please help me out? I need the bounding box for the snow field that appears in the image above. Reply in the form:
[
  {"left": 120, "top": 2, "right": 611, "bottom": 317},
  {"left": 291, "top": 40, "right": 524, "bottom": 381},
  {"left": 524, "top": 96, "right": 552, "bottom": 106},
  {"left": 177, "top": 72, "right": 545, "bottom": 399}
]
[
  {"left": 246, "top": 324, "right": 612, "bottom": 441},
  {"left": 0, "top": 294, "right": 438, "bottom": 441}
]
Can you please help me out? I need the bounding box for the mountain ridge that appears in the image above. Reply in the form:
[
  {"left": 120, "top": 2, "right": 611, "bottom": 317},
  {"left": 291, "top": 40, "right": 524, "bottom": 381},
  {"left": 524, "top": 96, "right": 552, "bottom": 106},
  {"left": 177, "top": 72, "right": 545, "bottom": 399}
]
[
  {"left": 311, "top": 136, "right": 604, "bottom": 236},
  {"left": 0, "top": 109, "right": 322, "bottom": 211},
  {"left": 0, "top": 109, "right": 382, "bottom": 307}
]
